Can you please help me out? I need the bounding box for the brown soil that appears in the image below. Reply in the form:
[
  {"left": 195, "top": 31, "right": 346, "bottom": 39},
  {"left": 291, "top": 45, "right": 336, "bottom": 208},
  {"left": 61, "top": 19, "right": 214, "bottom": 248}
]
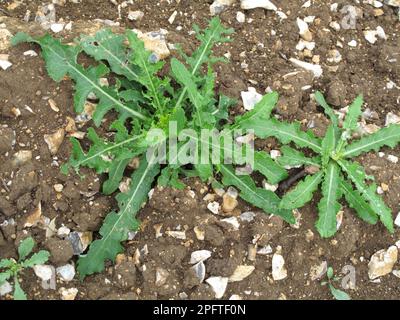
[{"left": 1, "top": 0, "right": 400, "bottom": 300}]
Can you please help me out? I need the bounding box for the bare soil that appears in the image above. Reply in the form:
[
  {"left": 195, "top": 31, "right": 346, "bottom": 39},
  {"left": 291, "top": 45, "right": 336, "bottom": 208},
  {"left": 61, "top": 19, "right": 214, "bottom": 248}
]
[{"left": 0, "top": 0, "right": 400, "bottom": 300}]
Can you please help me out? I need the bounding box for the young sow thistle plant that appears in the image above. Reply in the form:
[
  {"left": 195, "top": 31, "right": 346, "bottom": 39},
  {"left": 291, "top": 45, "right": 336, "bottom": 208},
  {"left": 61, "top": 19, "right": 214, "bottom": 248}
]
[
  {"left": 0, "top": 237, "right": 50, "bottom": 300},
  {"left": 321, "top": 266, "right": 351, "bottom": 301},
  {"left": 12, "top": 18, "right": 294, "bottom": 278},
  {"left": 237, "top": 91, "right": 400, "bottom": 238}
]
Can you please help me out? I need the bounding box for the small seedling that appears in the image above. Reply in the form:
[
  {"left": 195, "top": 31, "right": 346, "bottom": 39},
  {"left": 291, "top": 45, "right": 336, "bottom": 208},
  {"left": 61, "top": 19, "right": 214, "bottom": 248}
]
[
  {"left": 237, "top": 91, "right": 400, "bottom": 237},
  {"left": 0, "top": 237, "right": 50, "bottom": 300},
  {"left": 321, "top": 266, "right": 351, "bottom": 300}
]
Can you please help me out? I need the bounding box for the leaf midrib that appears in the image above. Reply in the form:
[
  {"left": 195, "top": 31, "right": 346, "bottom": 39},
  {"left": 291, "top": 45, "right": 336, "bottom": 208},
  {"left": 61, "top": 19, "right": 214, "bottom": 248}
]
[
  {"left": 285, "top": 171, "right": 323, "bottom": 207},
  {"left": 343, "top": 131, "right": 400, "bottom": 157},
  {"left": 85, "top": 157, "right": 156, "bottom": 269},
  {"left": 95, "top": 41, "right": 139, "bottom": 80},
  {"left": 75, "top": 134, "right": 142, "bottom": 168},
  {"left": 254, "top": 121, "right": 322, "bottom": 152},
  {"left": 319, "top": 164, "right": 337, "bottom": 233}
]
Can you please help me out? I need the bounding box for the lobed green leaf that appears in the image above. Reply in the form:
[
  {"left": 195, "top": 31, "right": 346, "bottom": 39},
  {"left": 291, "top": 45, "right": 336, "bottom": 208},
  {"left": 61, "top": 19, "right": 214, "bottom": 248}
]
[
  {"left": 219, "top": 164, "right": 294, "bottom": 223},
  {"left": 314, "top": 91, "right": 340, "bottom": 136},
  {"left": 343, "top": 125, "right": 400, "bottom": 158},
  {"left": 18, "top": 237, "right": 35, "bottom": 262},
  {"left": 12, "top": 32, "right": 148, "bottom": 125},
  {"left": 343, "top": 95, "right": 363, "bottom": 134},
  {"left": 22, "top": 251, "right": 50, "bottom": 268},
  {"left": 77, "top": 157, "right": 160, "bottom": 278},
  {"left": 13, "top": 277, "right": 27, "bottom": 300},
  {"left": 321, "top": 124, "right": 336, "bottom": 167},
  {"left": 340, "top": 179, "right": 378, "bottom": 224},
  {"left": 253, "top": 151, "right": 288, "bottom": 185},
  {"left": 233, "top": 92, "right": 278, "bottom": 128},
  {"left": 0, "top": 271, "right": 12, "bottom": 285},
  {"left": 276, "top": 146, "right": 321, "bottom": 168},
  {"left": 280, "top": 171, "right": 324, "bottom": 210},
  {"left": 240, "top": 118, "right": 322, "bottom": 153},
  {"left": 79, "top": 29, "right": 140, "bottom": 81},
  {"left": 338, "top": 159, "right": 394, "bottom": 232}
]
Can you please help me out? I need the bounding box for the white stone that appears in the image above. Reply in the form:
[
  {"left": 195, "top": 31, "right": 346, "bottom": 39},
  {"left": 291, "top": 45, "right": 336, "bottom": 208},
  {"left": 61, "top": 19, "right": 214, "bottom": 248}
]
[
  {"left": 369, "top": 0, "right": 384, "bottom": 8},
  {"left": 221, "top": 217, "right": 240, "bottom": 230},
  {"left": 296, "top": 39, "right": 315, "bottom": 51},
  {"left": 128, "top": 10, "right": 144, "bottom": 21},
  {"left": 272, "top": 252, "right": 287, "bottom": 280},
  {"left": 270, "top": 150, "right": 281, "bottom": 159},
  {"left": 331, "top": 3, "right": 338, "bottom": 11},
  {"left": 385, "top": 112, "right": 400, "bottom": 126},
  {"left": 368, "top": 246, "right": 398, "bottom": 279},
  {"left": 50, "top": 23, "right": 64, "bottom": 33},
  {"left": 229, "top": 265, "right": 255, "bottom": 282},
  {"left": 168, "top": 10, "right": 178, "bottom": 24},
  {"left": 395, "top": 212, "right": 400, "bottom": 227},
  {"left": 12, "top": 150, "right": 31, "bottom": 167},
  {"left": 388, "top": 155, "right": 399, "bottom": 164},
  {"left": 386, "top": 80, "right": 399, "bottom": 90},
  {"left": 236, "top": 11, "right": 246, "bottom": 23},
  {"left": 240, "top": 0, "right": 277, "bottom": 11},
  {"left": 210, "top": 0, "right": 235, "bottom": 15},
  {"left": 33, "top": 265, "right": 54, "bottom": 281},
  {"left": 54, "top": 184, "right": 64, "bottom": 192},
  {"left": 165, "top": 230, "right": 186, "bottom": 240},
  {"left": 348, "top": 40, "right": 358, "bottom": 47},
  {"left": 23, "top": 50, "right": 38, "bottom": 57},
  {"left": 240, "top": 211, "right": 256, "bottom": 222},
  {"left": 385, "top": 0, "right": 400, "bottom": 7},
  {"left": 376, "top": 26, "right": 387, "bottom": 39},
  {"left": 257, "top": 245, "right": 273, "bottom": 255},
  {"left": 304, "top": 16, "right": 315, "bottom": 23},
  {"left": 276, "top": 11, "right": 288, "bottom": 20},
  {"left": 263, "top": 181, "right": 278, "bottom": 192},
  {"left": 310, "top": 261, "right": 328, "bottom": 281},
  {"left": 229, "top": 294, "right": 243, "bottom": 300},
  {"left": 190, "top": 250, "right": 212, "bottom": 264},
  {"left": 155, "top": 267, "right": 169, "bottom": 286},
  {"left": 393, "top": 270, "right": 400, "bottom": 278},
  {"left": 206, "top": 276, "right": 229, "bottom": 299},
  {"left": 336, "top": 210, "right": 344, "bottom": 230},
  {"left": 329, "top": 21, "right": 341, "bottom": 31},
  {"left": 297, "top": 18, "right": 312, "bottom": 41},
  {"left": 327, "top": 49, "right": 342, "bottom": 64},
  {"left": 207, "top": 201, "right": 220, "bottom": 214},
  {"left": 57, "top": 225, "right": 70, "bottom": 238},
  {"left": 56, "top": 264, "right": 76, "bottom": 282},
  {"left": 241, "top": 87, "right": 263, "bottom": 110},
  {"left": 192, "top": 261, "right": 206, "bottom": 283},
  {"left": 64, "top": 21, "right": 73, "bottom": 31},
  {"left": 226, "top": 186, "right": 239, "bottom": 199},
  {"left": 59, "top": 287, "right": 78, "bottom": 300},
  {"left": 133, "top": 29, "right": 170, "bottom": 60},
  {"left": 0, "top": 59, "right": 12, "bottom": 70},
  {"left": 289, "top": 58, "right": 323, "bottom": 78},
  {"left": 0, "top": 281, "right": 12, "bottom": 296},
  {"left": 364, "top": 26, "right": 386, "bottom": 44}
]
